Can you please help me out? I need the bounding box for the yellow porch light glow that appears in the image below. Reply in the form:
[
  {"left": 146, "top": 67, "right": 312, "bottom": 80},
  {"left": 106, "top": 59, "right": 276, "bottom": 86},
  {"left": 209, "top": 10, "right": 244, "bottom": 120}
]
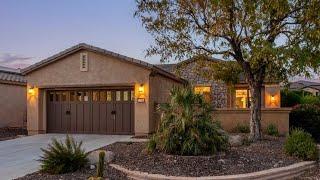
[
  {"left": 138, "top": 84, "right": 145, "bottom": 94},
  {"left": 271, "top": 95, "right": 276, "bottom": 102},
  {"left": 28, "top": 87, "right": 35, "bottom": 95}
]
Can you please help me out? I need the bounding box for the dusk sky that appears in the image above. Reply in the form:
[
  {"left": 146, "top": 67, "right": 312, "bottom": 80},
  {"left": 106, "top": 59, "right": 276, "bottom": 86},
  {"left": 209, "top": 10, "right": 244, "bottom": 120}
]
[{"left": 0, "top": 0, "right": 162, "bottom": 69}]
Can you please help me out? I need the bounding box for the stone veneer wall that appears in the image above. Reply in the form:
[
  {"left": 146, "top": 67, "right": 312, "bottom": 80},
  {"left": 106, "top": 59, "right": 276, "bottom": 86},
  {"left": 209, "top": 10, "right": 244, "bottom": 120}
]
[{"left": 174, "top": 62, "right": 228, "bottom": 108}]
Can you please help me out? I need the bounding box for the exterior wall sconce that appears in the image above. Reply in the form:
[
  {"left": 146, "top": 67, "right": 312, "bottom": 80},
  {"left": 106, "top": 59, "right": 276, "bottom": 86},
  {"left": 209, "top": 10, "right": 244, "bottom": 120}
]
[
  {"left": 28, "top": 86, "right": 35, "bottom": 96},
  {"left": 137, "top": 84, "right": 145, "bottom": 103},
  {"left": 271, "top": 95, "right": 276, "bottom": 102}
]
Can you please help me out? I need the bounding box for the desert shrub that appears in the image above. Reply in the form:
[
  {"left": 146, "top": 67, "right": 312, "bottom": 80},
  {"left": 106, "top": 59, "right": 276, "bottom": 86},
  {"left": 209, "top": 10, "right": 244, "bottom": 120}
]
[
  {"left": 284, "top": 128, "right": 318, "bottom": 160},
  {"left": 281, "top": 90, "right": 301, "bottom": 107},
  {"left": 233, "top": 123, "right": 250, "bottom": 133},
  {"left": 147, "top": 87, "right": 229, "bottom": 156},
  {"left": 300, "top": 95, "right": 320, "bottom": 105},
  {"left": 266, "top": 124, "right": 279, "bottom": 136},
  {"left": 290, "top": 104, "right": 320, "bottom": 142},
  {"left": 39, "top": 135, "right": 88, "bottom": 174}
]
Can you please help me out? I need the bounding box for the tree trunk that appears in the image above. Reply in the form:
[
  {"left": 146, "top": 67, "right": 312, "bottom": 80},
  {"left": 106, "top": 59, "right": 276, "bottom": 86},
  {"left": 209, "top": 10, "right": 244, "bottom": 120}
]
[{"left": 249, "top": 82, "right": 262, "bottom": 141}]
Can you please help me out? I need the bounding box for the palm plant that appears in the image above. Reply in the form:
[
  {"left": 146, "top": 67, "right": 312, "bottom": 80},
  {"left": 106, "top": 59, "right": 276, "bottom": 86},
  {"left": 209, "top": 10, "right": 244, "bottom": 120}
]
[
  {"left": 39, "top": 135, "right": 89, "bottom": 174},
  {"left": 148, "top": 87, "right": 229, "bottom": 155}
]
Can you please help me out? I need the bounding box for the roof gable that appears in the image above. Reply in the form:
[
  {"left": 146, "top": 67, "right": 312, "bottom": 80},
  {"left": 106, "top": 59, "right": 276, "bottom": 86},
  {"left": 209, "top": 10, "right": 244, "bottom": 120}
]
[{"left": 22, "top": 43, "right": 186, "bottom": 84}]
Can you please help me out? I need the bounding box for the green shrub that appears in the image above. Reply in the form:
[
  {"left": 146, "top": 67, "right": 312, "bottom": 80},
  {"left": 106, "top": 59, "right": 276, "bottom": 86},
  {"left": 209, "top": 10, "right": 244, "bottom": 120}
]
[
  {"left": 147, "top": 87, "right": 229, "bottom": 156},
  {"left": 300, "top": 95, "right": 320, "bottom": 105},
  {"left": 281, "top": 90, "right": 301, "bottom": 107},
  {"left": 284, "top": 128, "right": 319, "bottom": 161},
  {"left": 266, "top": 124, "right": 279, "bottom": 136},
  {"left": 290, "top": 104, "right": 320, "bottom": 142},
  {"left": 233, "top": 123, "right": 250, "bottom": 133},
  {"left": 39, "top": 135, "right": 88, "bottom": 174}
]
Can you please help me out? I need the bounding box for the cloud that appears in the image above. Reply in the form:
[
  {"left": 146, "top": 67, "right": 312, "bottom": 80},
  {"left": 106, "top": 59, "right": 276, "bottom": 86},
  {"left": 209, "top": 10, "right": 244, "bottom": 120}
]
[{"left": 0, "top": 53, "right": 34, "bottom": 69}]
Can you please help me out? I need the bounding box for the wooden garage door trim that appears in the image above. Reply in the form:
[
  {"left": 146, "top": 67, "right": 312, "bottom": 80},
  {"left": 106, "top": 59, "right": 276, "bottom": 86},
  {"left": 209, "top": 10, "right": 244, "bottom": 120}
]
[{"left": 46, "top": 87, "right": 134, "bottom": 135}]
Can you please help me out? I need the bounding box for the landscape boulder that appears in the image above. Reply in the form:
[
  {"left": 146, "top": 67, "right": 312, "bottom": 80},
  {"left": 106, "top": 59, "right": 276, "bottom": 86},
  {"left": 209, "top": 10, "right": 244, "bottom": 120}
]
[{"left": 87, "top": 150, "right": 115, "bottom": 165}]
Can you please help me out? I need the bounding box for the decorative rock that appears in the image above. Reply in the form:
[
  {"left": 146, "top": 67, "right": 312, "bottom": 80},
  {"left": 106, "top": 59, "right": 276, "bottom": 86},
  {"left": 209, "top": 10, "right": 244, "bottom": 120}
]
[
  {"left": 90, "top": 164, "right": 96, "bottom": 170},
  {"left": 218, "top": 159, "right": 225, "bottom": 164},
  {"left": 88, "top": 150, "right": 115, "bottom": 165},
  {"left": 229, "top": 135, "right": 244, "bottom": 147}
]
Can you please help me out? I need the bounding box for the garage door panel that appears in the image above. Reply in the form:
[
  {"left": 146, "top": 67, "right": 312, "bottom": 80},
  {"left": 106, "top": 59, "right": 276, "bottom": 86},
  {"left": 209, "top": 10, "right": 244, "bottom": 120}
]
[
  {"left": 122, "top": 103, "right": 132, "bottom": 133},
  {"left": 47, "top": 88, "right": 133, "bottom": 135},
  {"left": 83, "top": 104, "right": 92, "bottom": 133},
  {"left": 47, "top": 103, "right": 55, "bottom": 132},
  {"left": 76, "top": 104, "right": 84, "bottom": 133},
  {"left": 106, "top": 103, "right": 114, "bottom": 133},
  {"left": 99, "top": 104, "right": 107, "bottom": 133},
  {"left": 61, "top": 104, "right": 70, "bottom": 132},
  {"left": 55, "top": 104, "right": 62, "bottom": 131},
  {"left": 92, "top": 103, "right": 100, "bottom": 133},
  {"left": 115, "top": 103, "right": 123, "bottom": 133},
  {"left": 70, "top": 104, "right": 77, "bottom": 132}
]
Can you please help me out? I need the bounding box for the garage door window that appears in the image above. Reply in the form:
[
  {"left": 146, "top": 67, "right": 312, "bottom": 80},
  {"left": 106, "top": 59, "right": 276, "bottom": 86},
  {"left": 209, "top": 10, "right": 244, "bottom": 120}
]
[
  {"left": 116, "top": 91, "right": 121, "bottom": 101},
  {"left": 92, "top": 91, "right": 99, "bottom": 102},
  {"left": 83, "top": 91, "right": 89, "bottom": 101},
  {"left": 70, "top": 92, "right": 76, "bottom": 101},
  {"left": 55, "top": 92, "right": 61, "bottom": 101},
  {"left": 61, "top": 92, "right": 68, "bottom": 101},
  {"left": 100, "top": 91, "right": 106, "bottom": 101},
  {"left": 123, "top": 91, "right": 128, "bottom": 101},
  {"left": 49, "top": 92, "right": 54, "bottom": 101},
  {"left": 107, "top": 91, "right": 112, "bottom": 101}
]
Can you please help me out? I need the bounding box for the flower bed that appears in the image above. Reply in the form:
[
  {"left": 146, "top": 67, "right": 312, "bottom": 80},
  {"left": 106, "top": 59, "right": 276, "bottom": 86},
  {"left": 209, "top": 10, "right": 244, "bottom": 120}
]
[{"left": 104, "top": 137, "right": 301, "bottom": 177}]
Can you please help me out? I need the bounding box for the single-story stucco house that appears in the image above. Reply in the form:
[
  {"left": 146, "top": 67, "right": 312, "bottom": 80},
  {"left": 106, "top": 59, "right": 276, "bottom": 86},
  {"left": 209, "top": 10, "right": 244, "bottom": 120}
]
[
  {"left": 22, "top": 43, "right": 290, "bottom": 136},
  {"left": 287, "top": 80, "right": 320, "bottom": 96},
  {"left": 0, "top": 66, "right": 27, "bottom": 128}
]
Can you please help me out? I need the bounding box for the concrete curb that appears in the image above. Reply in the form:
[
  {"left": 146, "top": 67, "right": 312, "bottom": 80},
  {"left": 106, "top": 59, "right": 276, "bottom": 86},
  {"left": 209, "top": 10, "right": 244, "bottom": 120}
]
[{"left": 110, "top": 161, "right": 316, "bottom": 180}]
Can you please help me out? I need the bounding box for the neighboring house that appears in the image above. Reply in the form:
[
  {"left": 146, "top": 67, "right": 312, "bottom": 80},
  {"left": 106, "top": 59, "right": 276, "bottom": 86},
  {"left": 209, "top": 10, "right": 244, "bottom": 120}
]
[
  {"left": 21, "top": 43, "right": 290, "bottom": 136},
  {"left": 22, "top": 43, "right": 185, "bottom": 135},
  {"left": 287, "top": 80, "right": 320, "bottom": 96},
  {"left": 157, "top": 58, "right": 290, "bottom": 134},
  {"left": 0, "top": 66, "right": 27, "bottom": 128}
]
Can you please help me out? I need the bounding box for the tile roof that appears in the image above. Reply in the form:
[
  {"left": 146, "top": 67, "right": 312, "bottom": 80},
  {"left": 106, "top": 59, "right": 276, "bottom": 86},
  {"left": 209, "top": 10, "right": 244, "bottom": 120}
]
[
  {"left": 289, "top": 80, "right": 320, "bottom": 91},
  {"left": 22, "top": 43, "right": 187, "bottom": 84},
  {"left": 0, "top": 66, "right": 26, "bottom": 84}
]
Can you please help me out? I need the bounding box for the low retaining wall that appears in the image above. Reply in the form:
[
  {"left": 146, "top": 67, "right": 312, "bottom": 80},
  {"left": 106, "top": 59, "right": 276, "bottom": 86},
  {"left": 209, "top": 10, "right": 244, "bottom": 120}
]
[
  {"left": 110, "top": 161, "right": 316, "bottom": 180},
  {"left": 213, "top": 108, "right": 291, "bottom": 135}
]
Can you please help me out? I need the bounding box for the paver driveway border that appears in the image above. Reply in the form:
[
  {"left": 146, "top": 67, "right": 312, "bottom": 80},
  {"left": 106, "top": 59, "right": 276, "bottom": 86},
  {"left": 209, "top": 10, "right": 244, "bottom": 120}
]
[{"left": 0, "top": 134, "right": 131, "bottom": 180}]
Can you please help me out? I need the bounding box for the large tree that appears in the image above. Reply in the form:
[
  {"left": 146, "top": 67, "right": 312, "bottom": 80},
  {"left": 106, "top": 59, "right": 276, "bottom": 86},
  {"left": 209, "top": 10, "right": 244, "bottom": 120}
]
[{"left": 135, "top": 0, "right": 320, "bottom": 141}]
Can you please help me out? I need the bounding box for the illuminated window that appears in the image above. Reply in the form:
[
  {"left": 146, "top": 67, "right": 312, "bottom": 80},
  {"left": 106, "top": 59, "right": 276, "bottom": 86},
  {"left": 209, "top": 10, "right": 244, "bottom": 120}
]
[
  {"left": 235, "top": 89, "right": 251, "bottom": 108},
  {"left": 194, "top": 86, "right": 211, "bottom": 102}
]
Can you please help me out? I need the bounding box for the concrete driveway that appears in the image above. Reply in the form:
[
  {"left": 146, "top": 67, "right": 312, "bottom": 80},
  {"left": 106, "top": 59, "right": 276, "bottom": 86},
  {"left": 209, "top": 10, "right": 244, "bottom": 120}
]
[{"left": 0, "top": 134, "right": 131, "bottom": 180}]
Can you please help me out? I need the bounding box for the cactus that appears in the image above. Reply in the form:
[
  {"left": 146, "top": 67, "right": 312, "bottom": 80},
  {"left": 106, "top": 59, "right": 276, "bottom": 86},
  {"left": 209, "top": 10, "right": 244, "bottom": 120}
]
[{"left": 96, "top": 151, "right": 105, "bottom": 178}]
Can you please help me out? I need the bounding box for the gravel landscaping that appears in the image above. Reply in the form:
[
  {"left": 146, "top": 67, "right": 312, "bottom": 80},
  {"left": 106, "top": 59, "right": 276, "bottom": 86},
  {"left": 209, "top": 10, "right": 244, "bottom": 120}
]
[
  {"left": 15, "top": 136, "right": 306, "bottom": 179},
  {"left": 296, "top": 163, "right": 320, "bottom": 179},
  {"left": 15, "top": 165, "right": 128, "bottom": 180},
  {"left": 104, "top": 136, "right": 301, "bottom": 177},
  {"left": 0, "top": 127, "right": 27, "bottom": 141}
]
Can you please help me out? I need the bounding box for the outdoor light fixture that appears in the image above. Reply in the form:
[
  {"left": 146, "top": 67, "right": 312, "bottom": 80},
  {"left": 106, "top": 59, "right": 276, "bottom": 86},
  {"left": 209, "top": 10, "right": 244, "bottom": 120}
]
[
  {"left": 271, "top": 95, "right": 276, "bottom": 102},
  {"left": 28, "top": 86, "right": 35, "bottom": 95},
  {"left": 137, "top": 84, "right": 145, "bottom": 103},
  {"left": 138, "top": 84, "right": 144, "bottom": 94}
]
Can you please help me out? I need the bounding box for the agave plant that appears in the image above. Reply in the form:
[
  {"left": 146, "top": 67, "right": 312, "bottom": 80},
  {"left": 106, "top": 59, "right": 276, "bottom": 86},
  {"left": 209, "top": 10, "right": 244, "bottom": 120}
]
[
  {"left": 39, "top": 135, "right": 89, "bottom": 174},
  {"left": 148, "top": 87, "right": 229, "bottom": 155}
]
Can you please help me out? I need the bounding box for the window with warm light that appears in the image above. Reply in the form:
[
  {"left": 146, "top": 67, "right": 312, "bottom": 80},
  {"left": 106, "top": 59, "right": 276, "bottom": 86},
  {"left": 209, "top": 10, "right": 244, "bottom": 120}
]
[
  {"left": 194, "top": 86, "right": 211, "bottom": 102},
  {"left": 235, "top": 89, "right": 251, "bottom": 108}
]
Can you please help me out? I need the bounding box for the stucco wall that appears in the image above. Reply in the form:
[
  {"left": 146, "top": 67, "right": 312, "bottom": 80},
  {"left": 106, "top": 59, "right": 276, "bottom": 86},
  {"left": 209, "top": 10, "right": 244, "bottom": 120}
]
[
  {"left": 26, "top": 50, "right": 152, "bottom": 135},
  {"left": 213, "top": 108, "right": 291, "bottom": 135},
  {"left": 149, "top": 74, "right": 184, "bottom": 132},
  {"left": 0, "top": 83, "right": 26, "bottom": 128}
]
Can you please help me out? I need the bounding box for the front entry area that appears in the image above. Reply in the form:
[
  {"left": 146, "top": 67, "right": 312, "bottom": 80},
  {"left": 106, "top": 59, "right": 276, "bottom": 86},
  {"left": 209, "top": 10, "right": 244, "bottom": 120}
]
[{"left": 46, "top": 88, "right": 134, "bottom": 134}]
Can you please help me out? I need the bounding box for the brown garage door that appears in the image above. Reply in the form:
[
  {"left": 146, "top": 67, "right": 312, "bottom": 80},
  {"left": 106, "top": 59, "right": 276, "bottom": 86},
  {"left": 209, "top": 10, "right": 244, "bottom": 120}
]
[{"left": 47, "top": 88, "right": 134, "bottom": 134}]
